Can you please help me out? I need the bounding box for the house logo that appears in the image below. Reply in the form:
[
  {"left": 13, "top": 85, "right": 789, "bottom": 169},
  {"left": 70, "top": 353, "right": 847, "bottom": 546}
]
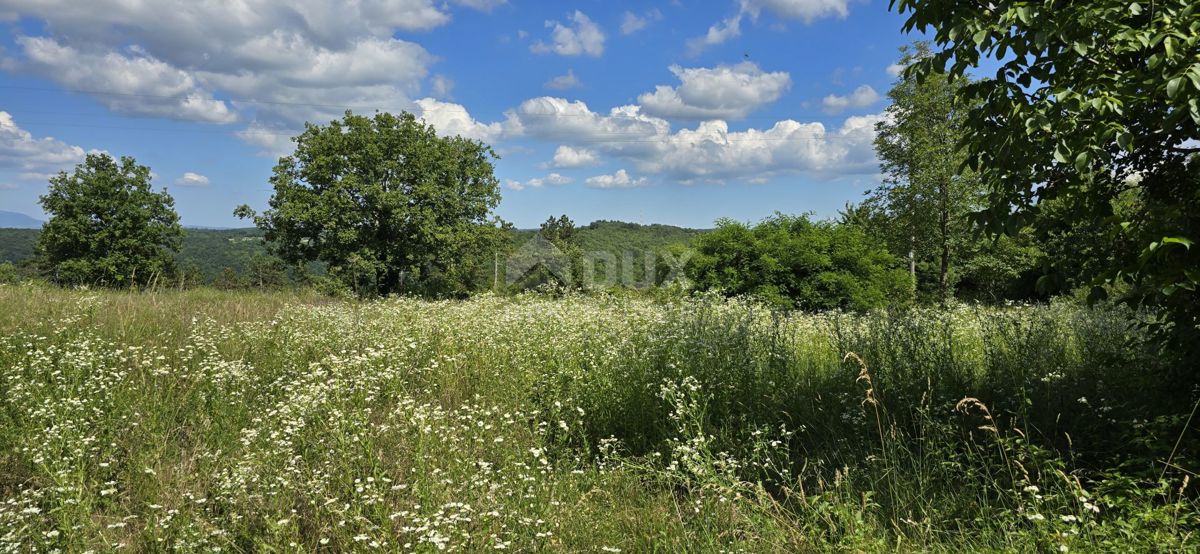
[{"left": 505, "top": 234, "right": 573, "bottom": 287}]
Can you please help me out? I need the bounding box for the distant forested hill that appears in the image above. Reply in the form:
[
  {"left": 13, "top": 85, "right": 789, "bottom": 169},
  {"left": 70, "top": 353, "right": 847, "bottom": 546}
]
[
  {"left": 510, "top": 220, "right": 704, "bottom": 251},
  {"left": 1, "top": 221, "right": 705, "bottom": 283},
  {"left": 0, "top": 228, "right": 271, "bottom": 281},
  {"left": 577, "top": 220, "right": 705, "bottom": 253},
  {"left": 0, "top": 229, "right": 38, "bottom": 265}
]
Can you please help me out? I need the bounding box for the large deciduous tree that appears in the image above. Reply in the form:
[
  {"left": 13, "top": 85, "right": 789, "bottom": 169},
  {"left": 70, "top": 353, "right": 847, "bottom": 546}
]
[
  {"left": 869, "top": 42, "right": 982, "bottom": 303},
  {"left": 240, "top": 111, "right": 503, "bottom": 296},
  {"left": 37, "top": 153, "right": 182, "bottom": 286},
  {"left": 892, "top": 1, "right": 1200, "bottom": 345}
]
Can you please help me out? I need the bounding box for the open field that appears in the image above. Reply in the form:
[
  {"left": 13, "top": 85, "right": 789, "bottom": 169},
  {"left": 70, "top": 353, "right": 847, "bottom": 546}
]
[{"left": 1, "top": 285, "right": 1197, "bottom": 552}]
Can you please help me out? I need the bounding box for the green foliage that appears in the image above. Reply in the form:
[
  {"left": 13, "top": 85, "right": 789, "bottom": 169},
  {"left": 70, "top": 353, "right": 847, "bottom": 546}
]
[
  {"left": 507, "top": 215, "right": 582, "bottom": 291},
  {"left": 35, "top": 153, "right": 182, "bottom": 287},
  {"left": 242, "top": 111, "right": 504, "bottom": 297},
  {"left": 0, "top": 262, "right": 18, "bottom": 284},
  {"left": 867, "top": 42, "right": 986, "bottom": 302},
  {"left": 176, "top": 228, "right": 271, "bottom": 281},
  {"left": 0, "top": 229, "right": 37, "bottom": 265},
  {"left": 539, "top": 214, "right": 577, "bottom": 248},
  {"left": 687, "top": 214, "right": 913, "bottom": 310},
  {"left": 576, "top": 220, "right": 704, "bottom": 253},
  {"left": 3, "top": 222, "right": 704, "bottom": 293},
  {"left": 955, "top": 229, "right": 1043, "bottom": 302},
  {"left": 892, "top": 0, "right": 1200, "bottom": 352},
  {"left": 503, "top": 220, "right": 704, "bottom": 292}
]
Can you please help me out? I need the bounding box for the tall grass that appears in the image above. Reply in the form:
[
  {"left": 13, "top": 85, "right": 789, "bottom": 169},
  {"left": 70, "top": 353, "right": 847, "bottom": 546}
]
[{"left": 0, "top": 284, "right": 1195, "bottom": 552}]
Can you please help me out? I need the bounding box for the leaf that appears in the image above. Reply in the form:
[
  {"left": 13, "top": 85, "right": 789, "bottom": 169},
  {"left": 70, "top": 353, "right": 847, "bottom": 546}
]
[
  {"left": 1162, "top": 236, "right": 1194, "bottom": 249},
  {"left": 1054, "top": 144, "right": 1071, "bottom": 164},
  {"left": 1074, "top": 151, "right": 1090, "bottom": 173},
  {"left": 1167, "top": 76, "right": 1183, "bottom": 99},
  {"left": 1116, "top": 131, "right": 1133, "bottom": 151},
  {"left": 1130, "top": 2, "right": 1142, "bottom": 15},
  {"left": 1016, "top": 6, "right": 1032, "bottom": 25}
]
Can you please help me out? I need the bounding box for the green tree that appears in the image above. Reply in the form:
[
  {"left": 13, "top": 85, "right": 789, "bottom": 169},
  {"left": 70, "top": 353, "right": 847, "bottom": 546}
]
[
  {"left": 541, "top": 214, "right": 587, "bottom": 286},
  {"left": 238, "top": 111, "right": 503, "bottom": 297},
  {"left": 36, "top": 153, "right": 182, "bottom": 286},
  {"left": 892, "top": 1, "right": 1200, "bottom": 344},
  {"left": 686, "top": 214, "right": 913, "bottom": 311},
  {"left": 245, "top": 253, "right": 289, "bottom": 289},
  {"left": 214, "top": 267, "right": 245, "bottom": 290},
  {"left": 539, "top": 214, "right": 577, "bottom": 249},
  {"left": 869, "top": 42, "right": 982, "bottom": 303},
  {"left": 0, "top": 262, "right": 18, "bottom": 284}
]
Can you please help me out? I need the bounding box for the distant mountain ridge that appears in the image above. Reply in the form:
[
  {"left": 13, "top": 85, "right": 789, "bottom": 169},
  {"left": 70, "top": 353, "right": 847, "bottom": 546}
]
[{"left": 0, "top": 211, "right": 42, "bottom": 229}]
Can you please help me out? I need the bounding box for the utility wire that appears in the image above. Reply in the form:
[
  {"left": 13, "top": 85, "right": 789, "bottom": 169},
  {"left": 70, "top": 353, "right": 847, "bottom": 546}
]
[
  {"left": 1, "top": 119, "right": 873, "bottom": 145},
  {"left": 0, "top": 84, "right": 871, "bottom": 122}
]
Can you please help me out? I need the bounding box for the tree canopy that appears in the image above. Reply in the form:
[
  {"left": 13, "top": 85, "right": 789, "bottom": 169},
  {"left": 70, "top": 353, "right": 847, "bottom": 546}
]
[
  {"left": 869, "top": 42, "right": 983, "bottom": 302},
  {"left": 240, "top": 111, "right": 504, "bottom": 296},
  {"left": 686, "top": 214, "right": 913, "bottom": 311},
  {"left": 893, "top": 0, "right": 1200, "bottom": 339},
  {"left": 36, "top": 153, "right": 182, "bottom": 286}
]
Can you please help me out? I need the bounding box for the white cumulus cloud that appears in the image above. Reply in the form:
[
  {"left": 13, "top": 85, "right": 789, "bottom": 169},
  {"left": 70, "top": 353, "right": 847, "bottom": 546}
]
[
  {"left": 15, "top": 37, "right": 236, "bottom": 124},
  {"left": 0, "top": 111, "right": 90, "bottom": 181},
  {"left": 506, "top": 172, "right": 574, "bottom": 191},
  {"left": 822, "top": 84, "right": 882, "bottom": 114},
  {"left": 548, "top": 145, "right": 600, "bottom": 168},
  {"left": 506, "top": 97, "right": 881, "bottom": 184},
  {"left": 532, "top": 11, "right": 605, "bottom": 57},
  {"left": 175, "top": 172, "right": 210, "bottom": 187},
  {"left": 414, "top": 98, "right": 505, "bottom": 143},
  {"left": 586, "top": 169, "right": 647, "bottom": 189},
  {"left": 638, "top": 62, "right": 791, "bottom": 120},
  {"left": 687, "top": 15, "right": 744, "bottom": 54},
  {"left": 741, "top": 0, "right": 851, "bottom": 23},
  {"left": 544, "top": 69, "right": 583, "bottom": 90},
  {"left": 621, "top": 9, "right": 663, "bottom": 35},
  {"left": 690, "top": 0, "right": 852, "bottom": 53},
  {"left": 0, "top": 0, "right": 503, "bottom": 150}
]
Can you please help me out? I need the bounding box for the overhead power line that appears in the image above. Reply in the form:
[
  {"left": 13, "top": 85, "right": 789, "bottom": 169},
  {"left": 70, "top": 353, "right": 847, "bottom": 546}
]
[
  {"left": 0, "top": 83, "right": 875, "bottom": 123},
  {"left": 1, "top": 119, "right": 876, "bottom": 145}
]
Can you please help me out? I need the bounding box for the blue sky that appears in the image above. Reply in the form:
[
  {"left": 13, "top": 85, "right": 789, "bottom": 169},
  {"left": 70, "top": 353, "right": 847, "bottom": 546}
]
[{"left": 0, "top": 0, "right": 922, "bottom": 228}]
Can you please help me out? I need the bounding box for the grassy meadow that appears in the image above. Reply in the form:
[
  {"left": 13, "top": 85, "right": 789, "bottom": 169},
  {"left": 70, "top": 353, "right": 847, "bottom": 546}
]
[{"left": 0, "top": 285, "right": 1197, "bottom": 552}]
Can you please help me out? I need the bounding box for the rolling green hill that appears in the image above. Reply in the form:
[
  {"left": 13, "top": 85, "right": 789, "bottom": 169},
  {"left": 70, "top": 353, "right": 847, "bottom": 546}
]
[
  {"left": 0, "top": 221, "right": 705, "bottom": 284},
  {"left": 510, "top": 220, "right": 703, "bottom": 252},
  {"left": 0, "top": 228, "right": 271, "bottom": 281}
]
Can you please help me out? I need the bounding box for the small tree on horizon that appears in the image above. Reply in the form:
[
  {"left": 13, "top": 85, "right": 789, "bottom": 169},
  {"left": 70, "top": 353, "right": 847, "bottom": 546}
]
[{"left": 36, "top": 153, "right": 183, "bottom": 287}]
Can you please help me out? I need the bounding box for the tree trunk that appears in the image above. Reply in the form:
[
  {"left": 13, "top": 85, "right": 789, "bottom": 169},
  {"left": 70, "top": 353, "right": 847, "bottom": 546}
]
[
  {"left": 938, "top": 183, "right": 951, "bottom": 304},
  {"left": 909, "top": 235, "right": 917, "bottom": 285}
]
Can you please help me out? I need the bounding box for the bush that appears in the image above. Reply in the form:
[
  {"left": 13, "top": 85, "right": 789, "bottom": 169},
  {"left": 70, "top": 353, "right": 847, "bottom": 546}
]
[
  {"left": 686, "top": 214, "right": 914, "bottom": 310},
  {"left": 0, "top": 262, "right": 18, "bottom": 284}
]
